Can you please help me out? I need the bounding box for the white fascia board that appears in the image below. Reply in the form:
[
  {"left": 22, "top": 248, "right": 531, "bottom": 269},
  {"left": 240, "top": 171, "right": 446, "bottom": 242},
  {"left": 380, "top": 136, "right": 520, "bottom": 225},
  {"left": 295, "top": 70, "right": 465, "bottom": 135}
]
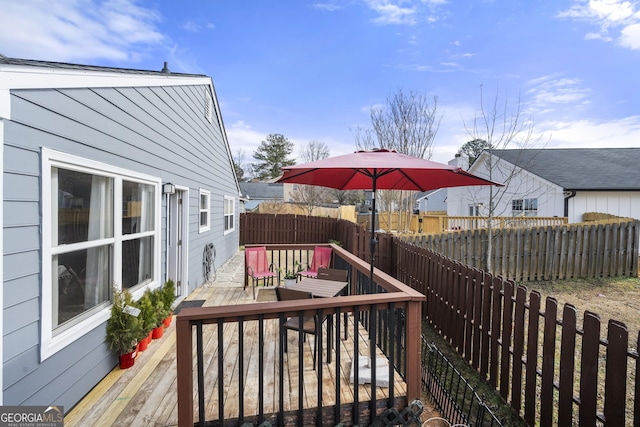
[{"left": 0, "top": 64, "right": 210, "bottom": 91}]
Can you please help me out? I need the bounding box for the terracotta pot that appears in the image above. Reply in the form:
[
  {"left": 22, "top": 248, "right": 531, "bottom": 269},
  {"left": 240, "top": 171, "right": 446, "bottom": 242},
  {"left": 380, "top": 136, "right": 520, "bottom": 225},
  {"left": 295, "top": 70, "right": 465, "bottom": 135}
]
[
  {"left": 152, "top": 325, "right": 164, "bottom": 339},
  {"left": 119, "top": 348, "right": 137, "bottom": 369},
  {"left": 138, "top": 334, "right": 151, "bottom": 351},
  {"left": 163, "top": 313, "right": 173, "bottom": 328}
]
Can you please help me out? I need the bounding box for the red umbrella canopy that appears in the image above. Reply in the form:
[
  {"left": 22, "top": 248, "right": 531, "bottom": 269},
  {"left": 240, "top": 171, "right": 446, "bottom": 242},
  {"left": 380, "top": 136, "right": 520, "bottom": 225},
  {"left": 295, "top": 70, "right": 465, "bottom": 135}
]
[{"left": 277, "top": 149, "right": 502, "bottom": 191}]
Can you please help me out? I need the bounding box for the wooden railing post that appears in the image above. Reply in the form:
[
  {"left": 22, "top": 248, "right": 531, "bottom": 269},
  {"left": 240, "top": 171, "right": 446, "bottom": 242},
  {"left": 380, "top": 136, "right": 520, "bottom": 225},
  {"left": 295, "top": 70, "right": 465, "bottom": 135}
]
[
  {"left": 404, "top": 299, "right": 422, "bottom": 401},
  {"left": 176, "top": 316, "right": 194, "bottom": 427}
]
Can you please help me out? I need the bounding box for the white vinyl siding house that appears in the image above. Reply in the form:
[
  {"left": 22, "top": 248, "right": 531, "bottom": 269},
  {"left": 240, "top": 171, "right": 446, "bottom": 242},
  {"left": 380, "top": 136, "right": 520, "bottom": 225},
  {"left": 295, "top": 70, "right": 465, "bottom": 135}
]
[
  {"left": 447, "top": 148, "right": 640, "bottom": 223},
  {"left": 0, "top": 56, "right": 240, "bottom": 410}
]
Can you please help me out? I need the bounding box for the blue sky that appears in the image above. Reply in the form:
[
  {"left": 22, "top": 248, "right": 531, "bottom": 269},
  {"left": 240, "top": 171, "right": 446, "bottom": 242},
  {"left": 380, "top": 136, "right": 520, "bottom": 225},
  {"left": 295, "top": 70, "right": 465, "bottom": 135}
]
[{"left": 1, "top": 0, "right": 639, "bottom": 166}]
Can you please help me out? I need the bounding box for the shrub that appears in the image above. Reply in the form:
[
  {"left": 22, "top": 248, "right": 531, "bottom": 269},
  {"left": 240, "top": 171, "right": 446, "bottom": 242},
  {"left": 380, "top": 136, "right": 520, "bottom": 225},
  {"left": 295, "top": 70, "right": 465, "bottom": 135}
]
[{"left": 106, "top": 287, "right": 142, "bottom": 355}]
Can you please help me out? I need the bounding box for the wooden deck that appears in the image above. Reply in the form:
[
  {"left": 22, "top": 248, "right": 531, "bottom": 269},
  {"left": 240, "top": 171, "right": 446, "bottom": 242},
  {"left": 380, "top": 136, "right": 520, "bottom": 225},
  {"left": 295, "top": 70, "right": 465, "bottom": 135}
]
[{"left": 64, "top": 252, "right": 407, "bottom": 426}]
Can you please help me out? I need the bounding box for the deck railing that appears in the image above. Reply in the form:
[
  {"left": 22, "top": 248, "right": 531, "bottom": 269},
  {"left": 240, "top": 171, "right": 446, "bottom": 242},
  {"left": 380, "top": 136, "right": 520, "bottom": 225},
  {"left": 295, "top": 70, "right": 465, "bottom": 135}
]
[{"left": 176, "top": 244, "right": 425, "bottom": 426}]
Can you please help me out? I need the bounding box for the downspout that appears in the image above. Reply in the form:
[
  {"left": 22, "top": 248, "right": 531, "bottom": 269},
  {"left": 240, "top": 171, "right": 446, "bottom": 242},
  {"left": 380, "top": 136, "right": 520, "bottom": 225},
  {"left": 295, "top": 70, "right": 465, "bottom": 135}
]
[{"left": 563, "top": 190, "right": 576, "bottom": 219}]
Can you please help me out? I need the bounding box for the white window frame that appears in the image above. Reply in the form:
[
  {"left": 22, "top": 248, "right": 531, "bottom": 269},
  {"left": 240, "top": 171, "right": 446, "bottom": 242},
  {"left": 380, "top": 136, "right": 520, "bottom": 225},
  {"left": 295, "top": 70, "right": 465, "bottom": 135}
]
[
  {"left": 224, "top": 196, "right": 235, "bottom": 234},
  {"left": 512, "top": 198, "right": 538, "bottom": 217},
  {"left": 199, "top": 189, "right": 211, "bottom": 233},
  {"left": 41, "top": 148, "right": 161, "bottom": 361}
]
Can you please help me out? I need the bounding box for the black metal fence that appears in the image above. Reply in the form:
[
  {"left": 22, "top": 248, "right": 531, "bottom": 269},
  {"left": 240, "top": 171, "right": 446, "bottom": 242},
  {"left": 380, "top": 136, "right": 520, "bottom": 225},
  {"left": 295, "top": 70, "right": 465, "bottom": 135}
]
[{"left": 422, "top": 337, "right": 503, "bottom": 427}]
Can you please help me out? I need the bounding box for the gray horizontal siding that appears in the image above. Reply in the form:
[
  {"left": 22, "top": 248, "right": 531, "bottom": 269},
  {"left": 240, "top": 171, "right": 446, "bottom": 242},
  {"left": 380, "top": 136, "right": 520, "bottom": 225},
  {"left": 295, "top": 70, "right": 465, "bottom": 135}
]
[
  {"left": 3, "top": 81, "right": 239, "bottom": 411},
  {"left": 4, "top": 323, "right": 113, "bottom": 409},
  {"left": 2, "top": 273, "right": 39, "bottom": 309}
]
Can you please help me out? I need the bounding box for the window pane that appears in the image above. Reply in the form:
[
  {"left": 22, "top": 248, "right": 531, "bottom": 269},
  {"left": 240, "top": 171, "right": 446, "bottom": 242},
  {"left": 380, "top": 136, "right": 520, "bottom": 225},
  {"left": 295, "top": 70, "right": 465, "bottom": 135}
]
[
  {"left": 512, "top": 199, "right": 523, "bottom": 211},
  {"left": 55, "top": 168, "right": 113, "bottom": 245},
  {"left": 54, "top": 246, "right": 111, "bottom": 328},
  {"left": 122, "top": 236, "right": 154, "bottom": 289},
  {"left": 123, "top": 181, "right": 155, "bottom": 235},
  {"left": 525, "top": 198, "right": 538, "bottom": 210},
  {"left": 200, "top": 211, "right": 208, "bottom": 227}
]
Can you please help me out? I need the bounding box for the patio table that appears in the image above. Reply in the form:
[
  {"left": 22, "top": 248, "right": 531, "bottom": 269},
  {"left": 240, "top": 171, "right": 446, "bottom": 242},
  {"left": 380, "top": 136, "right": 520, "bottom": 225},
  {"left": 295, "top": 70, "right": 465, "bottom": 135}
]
[
  {"left": 287, "top": 277, "right": 347, "bottom": 298},
  {"left": 287, "top": 277, "right": 348, "bottom": 363}
]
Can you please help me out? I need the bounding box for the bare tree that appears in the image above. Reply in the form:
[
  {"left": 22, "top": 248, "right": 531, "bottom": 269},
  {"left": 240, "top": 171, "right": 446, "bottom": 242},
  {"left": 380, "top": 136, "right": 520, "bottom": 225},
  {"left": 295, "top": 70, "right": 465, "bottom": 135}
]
[
  {"left": 353, "top": 88, "right": 442, "bottom": 231},
  {"left": 329, "top": 188, "right": 365, "bottom": 205},
  {"left": 232, "top": 149, "right": 249, "bottom": 181},
  {"left": 299, "top": 140, "right": 330, "bottom": 163},
  {"left": 459, "top": 87, "right": 548, "bottom": 271},
  {"left": 290, "top": 141, "right": 331, "bottom": 215}
]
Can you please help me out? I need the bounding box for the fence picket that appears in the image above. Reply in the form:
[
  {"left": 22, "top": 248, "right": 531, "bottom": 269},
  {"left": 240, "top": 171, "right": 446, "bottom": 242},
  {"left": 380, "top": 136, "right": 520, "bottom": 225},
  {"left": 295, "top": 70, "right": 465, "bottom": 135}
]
[
  {"left": 524, "top": 291, "right": 541, "bottom": 426},
  {"left": 489, "top": 276, "right": 502, "bottom": 389},
  {"left": 499, "top": 280, "right": 514, "bottom": 401},
  {"left": 471, "top": 269, "right": 483, "bottom": 371},
  {"left": 480, "top": 272, "right": 491, "bottom": 380},
  {"left": 635, "top": 331, "right": 640, "bottom": 427},
  {"left": 463, "top": 266, "right": 473, "bottom": 362},
  {"left": 579, "top": 312, "right": 600, "bottom": 426},
  {"left": 604, "top": 320, "right": 628, "bottom": 426},
  {"left": 603, "top": 223, "right": 611, "bottom": 276},
  {"left": 540, "top": 298, "right": 558, "bottom": 426},
  {"left": 558, "top": 304, "right": 577, "bottom": 425},
  {"left": 511, "top": 285, "right": 527, "bottom": 413}
]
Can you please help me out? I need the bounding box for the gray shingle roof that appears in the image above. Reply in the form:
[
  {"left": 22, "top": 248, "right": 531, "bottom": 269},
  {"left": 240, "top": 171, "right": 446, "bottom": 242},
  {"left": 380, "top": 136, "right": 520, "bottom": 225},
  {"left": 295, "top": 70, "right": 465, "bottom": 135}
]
[
  {"left": 490, "top": 148, "right": 640, "bottom": 190},
  {"left": 239, "top": 182, "right": 283, "bottom": 200}
]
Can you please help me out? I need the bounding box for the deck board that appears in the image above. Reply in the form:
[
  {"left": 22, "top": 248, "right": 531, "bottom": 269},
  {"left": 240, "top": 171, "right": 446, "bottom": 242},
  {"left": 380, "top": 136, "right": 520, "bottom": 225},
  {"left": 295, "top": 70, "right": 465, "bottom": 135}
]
[{"left": 64, "top": 252, "right": 408, "bottom": 426}]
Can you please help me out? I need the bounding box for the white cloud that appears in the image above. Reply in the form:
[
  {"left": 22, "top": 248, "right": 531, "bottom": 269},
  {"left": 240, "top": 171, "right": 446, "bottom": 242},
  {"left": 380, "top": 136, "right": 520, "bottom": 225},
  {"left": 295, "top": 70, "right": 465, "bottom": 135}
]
[
  {"left": 524, "top": 76, "right": 591, "bottom": 117},
  {"left": 556, "top": 0, "right": 640, "bottom": 50},
  {"left": 183, "top": 21, "right": 202, "bottom": 32},
  {"left": 619, "top": 22, "right": 640, "bottom": 49},
  {"left": 0, "top": 0, "right": 164, "bottom": 62},
  {"left": 182, "top": 20, "right": 216, "bottom": 33},
  {"left": 312, "top": 2, "right": 343, "bottom": 12},
  {"left": 226, "top": 121, "right": 265, "bottom": 160},
  {"left": 367, "top": 1, "right": 417, "bottom": 25},
  {"left": 226, "top": 121, "right": 356, "bottom": 166},
  {"left": 540, "top": 116, "right": 640, "bottom": 148}
]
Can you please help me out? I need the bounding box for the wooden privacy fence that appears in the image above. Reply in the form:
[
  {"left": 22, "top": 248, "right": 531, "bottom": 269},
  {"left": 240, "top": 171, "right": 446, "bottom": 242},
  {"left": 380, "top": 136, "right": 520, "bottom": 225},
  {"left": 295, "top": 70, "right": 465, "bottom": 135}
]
[
  {"left": 240, "top": 213, "right": 340, "bottom": 245},
  {"left": 241, "top": 213, "right": 396, "bottom": 276},
  {"left": 399, "top": 220, "right": 640, "bottom": 280},
  {"left": 241, "top": 213, "right": 639, "bottom": 281},
  {"left": 358, "top": 213, "right": 567, "bottom": 235},
  {"left": 395, "top": 240, "right": 640, "bottom": 425}
]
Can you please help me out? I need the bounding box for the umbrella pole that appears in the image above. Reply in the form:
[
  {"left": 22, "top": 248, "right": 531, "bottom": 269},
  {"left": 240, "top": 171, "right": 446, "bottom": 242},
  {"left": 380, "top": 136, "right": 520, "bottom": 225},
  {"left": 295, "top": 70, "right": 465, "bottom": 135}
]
[
  {"left": 367, "top": 177, "right": 377, "bottom": 370},
  {"left": 369, "top": 191, "right": 376, "bottom": 286}
]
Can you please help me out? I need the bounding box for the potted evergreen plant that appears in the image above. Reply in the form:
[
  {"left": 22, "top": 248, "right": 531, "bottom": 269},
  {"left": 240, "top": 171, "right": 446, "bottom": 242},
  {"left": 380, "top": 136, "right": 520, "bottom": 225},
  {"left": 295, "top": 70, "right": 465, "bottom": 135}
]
[
  {"left": 148, "top": 287, "right": 167, "bottom": 339},
  {"left": 106, "top": 287, "right": 142, "bottom": 369},
  {"left": 161, "top": 279, "right": 176, "bottom": 327},
  {"left": 135, "top": 290, "right": 156, "bottom": 351}
]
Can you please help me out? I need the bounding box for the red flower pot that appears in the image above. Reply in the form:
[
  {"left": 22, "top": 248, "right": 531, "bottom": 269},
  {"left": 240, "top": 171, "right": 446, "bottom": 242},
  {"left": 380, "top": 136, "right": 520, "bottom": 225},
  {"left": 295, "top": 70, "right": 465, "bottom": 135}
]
[
  {"left": 138, "top": 334, "right": 151, "bottom": 351},
  {"left": 163, "top": 313, "right": 173, "bottom": 328},
  {"left": 152, "top": 325, "right": 164, "bottom": 339},
  {"left": 119, "top": 348, "right": 137, "bottom": 369}
]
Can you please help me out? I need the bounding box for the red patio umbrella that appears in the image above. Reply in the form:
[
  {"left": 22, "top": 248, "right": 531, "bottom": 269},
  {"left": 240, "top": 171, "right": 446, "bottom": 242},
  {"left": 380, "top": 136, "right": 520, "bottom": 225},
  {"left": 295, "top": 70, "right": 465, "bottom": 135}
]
[
  {"left": 278, "top": 149, "right": 503, "bottom": 281},
  {"left": 278, "top": 149, "right": 503, "bottom": 374}
]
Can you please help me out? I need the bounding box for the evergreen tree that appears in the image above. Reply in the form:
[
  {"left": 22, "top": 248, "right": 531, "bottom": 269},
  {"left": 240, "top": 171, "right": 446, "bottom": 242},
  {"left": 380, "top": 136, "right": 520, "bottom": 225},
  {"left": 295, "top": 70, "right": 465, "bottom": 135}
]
[{"left": 252, "top": 134, "right": 296, "bottom": 180}]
